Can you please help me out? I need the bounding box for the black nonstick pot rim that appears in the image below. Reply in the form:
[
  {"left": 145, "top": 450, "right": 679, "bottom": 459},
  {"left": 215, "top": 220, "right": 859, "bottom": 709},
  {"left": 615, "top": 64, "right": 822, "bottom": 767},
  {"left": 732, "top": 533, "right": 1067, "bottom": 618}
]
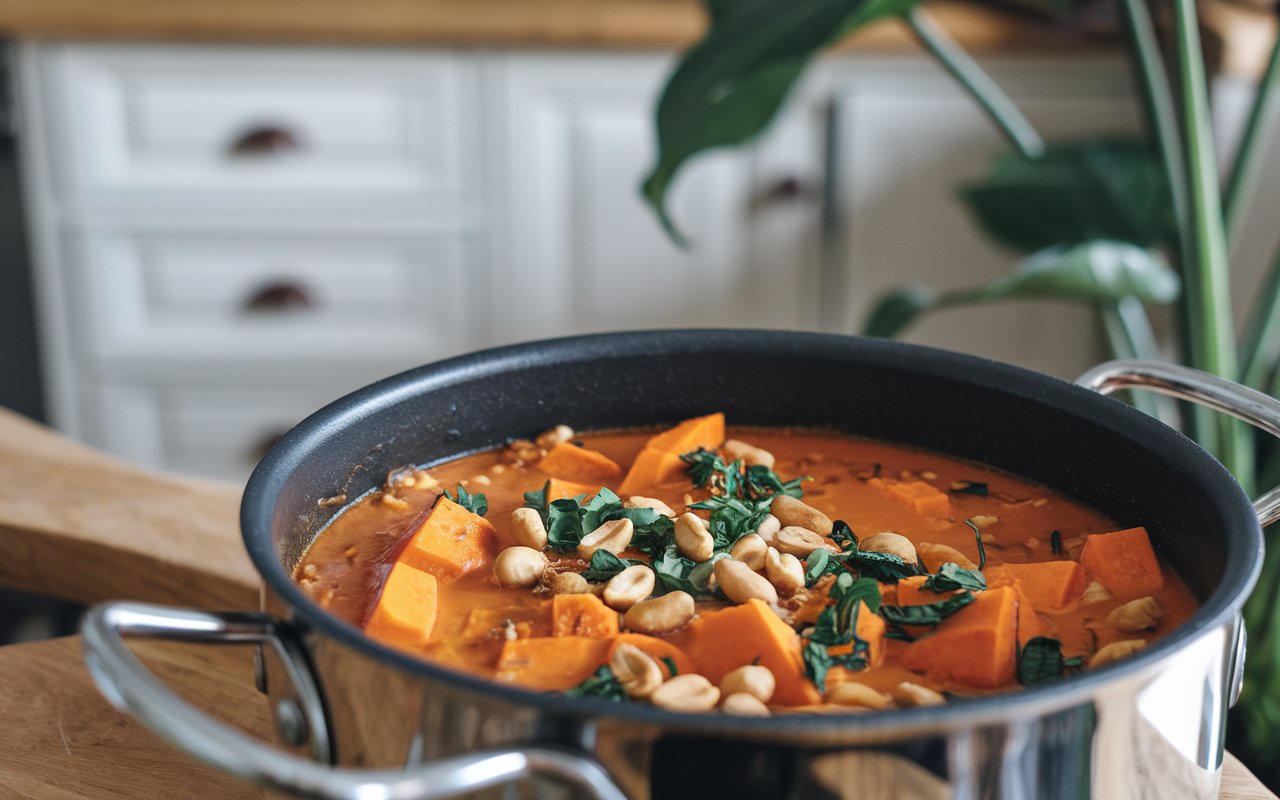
[{"left": 242, "top": 329, "right": 1263, "bottom": 736}]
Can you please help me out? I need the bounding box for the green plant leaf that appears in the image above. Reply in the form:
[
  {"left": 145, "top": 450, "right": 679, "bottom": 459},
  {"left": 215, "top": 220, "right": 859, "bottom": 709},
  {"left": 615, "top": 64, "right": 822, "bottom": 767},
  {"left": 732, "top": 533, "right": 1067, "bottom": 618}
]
[
  {"left": 643, "top": 0, "right": 918, "bottom": 240},
  {"left": 861, "top": 285, "right": 936, "bottom": 338},
  {"left": 959, "top": 138, "right": 1171, "bottom": 251},
  {"left": 948, "top": 240, "right": 1180, "bottom": 305}
]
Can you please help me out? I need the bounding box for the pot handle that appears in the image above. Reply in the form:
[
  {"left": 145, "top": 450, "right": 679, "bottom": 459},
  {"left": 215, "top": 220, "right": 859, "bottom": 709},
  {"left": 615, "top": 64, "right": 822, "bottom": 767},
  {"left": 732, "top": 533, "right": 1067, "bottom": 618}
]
[
  {"left": 81, "top": 601, "right": 627, "bottom": 800},
  {"left": 1077, "top": 359, "right": 1280, "bottom": 528}
]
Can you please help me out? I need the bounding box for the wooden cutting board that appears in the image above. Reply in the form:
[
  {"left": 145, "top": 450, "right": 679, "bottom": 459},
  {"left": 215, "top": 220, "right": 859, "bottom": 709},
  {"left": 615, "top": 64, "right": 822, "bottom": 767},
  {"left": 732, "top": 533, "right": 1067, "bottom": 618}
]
[{"left": 0, "top": 406, "right": 1271, "bottom": 800}]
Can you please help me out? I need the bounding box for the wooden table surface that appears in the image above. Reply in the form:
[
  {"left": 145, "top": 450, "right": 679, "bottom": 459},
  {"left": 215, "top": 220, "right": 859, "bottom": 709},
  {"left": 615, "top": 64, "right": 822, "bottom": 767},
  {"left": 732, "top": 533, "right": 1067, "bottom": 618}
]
[{"left": 0, "top": 406, "right": 1273, "bottom": 800}]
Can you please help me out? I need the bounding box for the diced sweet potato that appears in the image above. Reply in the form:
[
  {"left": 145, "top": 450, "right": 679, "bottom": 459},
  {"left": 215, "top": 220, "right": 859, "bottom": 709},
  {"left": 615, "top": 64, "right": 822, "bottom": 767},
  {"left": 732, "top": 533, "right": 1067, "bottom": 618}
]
[
  {"left": 895, "top": 575, "right": 957, "bottom": 607},
  {"left": 495, "top": 636, "right": 612, "bottom": 691},
  {"left": 986, "top": 561, "right": 1087, "bottom": 611},
  {"left": 462, "top": 605, "right": 552, "bottom": 641},
  {"left": 868, "top": 478, "right": 951, "bottom": 518},
  {"left": 364, "top": 561, "right": 438, "bottom": 652},
  {"left": 683, "top": 598, "right": 821, "bottom": 706},
  {"left": 618, "top": 447, "right": 689, "bottom": 496},
  {"left": 538, "top": 441, "right": 623, "bottom": 485},
  {"left": 606, "top": 633, "right": 695, "bottom": 679},
  {"left": 1080, "top": 527, "right": 1165, "bottom": 598},
  {"left": 552, "top": 593, "right": 620, "bottom": 639},
  {"left": 646, "top": 412, "right": 726, "bottom": 456},
  {"left": 1012, "top": 585, "right": 1053, "bottom": 646},
  {"left": 398, "top": 497, "right": 496, "bottom": 579},
  {"left": 546, "top": 478, "right": 599, "bottom": 502},
  {"left": 828, "top": 600, "right": 887, "bottom": 668},
  {"left": 901, "top": 586, "right": 1018, "bottom": 689}
]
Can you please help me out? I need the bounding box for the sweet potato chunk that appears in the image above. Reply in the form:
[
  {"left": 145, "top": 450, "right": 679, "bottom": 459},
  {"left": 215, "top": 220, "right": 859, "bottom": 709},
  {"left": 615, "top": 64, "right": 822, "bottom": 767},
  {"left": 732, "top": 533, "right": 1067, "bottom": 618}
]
[
  {"left": 986, "top": 561, "right": 1087, "bottom": 611},
  {"left": 1080, "top": 527, "right": 1165, "bottom": 598},
  {"left": 868, "top": 478, "right": 951, "bottom": 518},
  {"left": 462, "top": 605, "right": 551, "bottom": 641},
  {"left": 901, "top": 586, "right": 1018, "bottom": 689},
  {"left": 895, "top": 575, "right": 956, "bottom": 607},
  {"left": 495, "top": 636, "right": 612, "bottom": 691},
  {"left": 538, "top": 441, "right": 623, "bottom": 486},
  {"left": 606, "top": 634, "right": 695, "bottom": 679},
  {"left": 399, "top": 497, "right": 496, "bottom": 579},
  {"left": 552, "top": 593, "right": 620, "bottom": 639},
  {"left": 646, "top": 412, "right": 725, "bottom": 456},
  {"left": 618, "top": 447, "right": 689, "bottom": 496},
  {"left": 364, "top": 562, "right": 438, "bottom": 652},
  {"left": 546, "top": 478, "right": 599, "bottom": 502},
  {"left": 683, "top": 598, "right": 820, "bottom": 706}
]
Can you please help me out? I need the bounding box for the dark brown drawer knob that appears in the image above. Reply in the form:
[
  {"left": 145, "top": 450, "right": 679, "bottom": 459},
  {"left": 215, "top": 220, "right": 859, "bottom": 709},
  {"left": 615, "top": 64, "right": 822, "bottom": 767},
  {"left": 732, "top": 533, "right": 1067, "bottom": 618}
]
[
  {"left": 229, "top": 125, "right": 302, "bottom": 156},
  {"left": 243, "top": 281, "right": 313, "bottom": 313}
]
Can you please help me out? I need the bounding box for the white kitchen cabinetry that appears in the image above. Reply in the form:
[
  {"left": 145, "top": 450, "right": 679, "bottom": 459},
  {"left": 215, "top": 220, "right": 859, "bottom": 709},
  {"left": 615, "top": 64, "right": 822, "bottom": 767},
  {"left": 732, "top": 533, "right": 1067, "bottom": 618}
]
[{"left": 20, "top": 42, "right": 1141, "bottom": 482}]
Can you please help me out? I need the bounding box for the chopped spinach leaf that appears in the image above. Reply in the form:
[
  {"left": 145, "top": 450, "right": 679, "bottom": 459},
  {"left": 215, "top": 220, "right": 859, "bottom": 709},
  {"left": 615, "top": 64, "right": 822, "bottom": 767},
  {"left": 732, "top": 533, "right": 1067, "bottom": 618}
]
[
  {"left": 804, "top": 549, "right": 833, "bottom": 585},
  {"left": 878, "top": 591, "right": 976, "bottom": 628},
  {"left": 1050, "top": 530, "right": 1063, "bottom": 555},
  {"left": 681, "top": 447, "right": 805, "bottom": 501},
  {"left": 829, "top": 520, "right": 858, "bottom": 551},
  {"left": 538, "top": 488, "right": 675, "bottom": 558},
  {"left": 581, "top": 550, "right": 643, "bottom": 582},
  {"left": 691, "top": 494, "right": 774, "bottom": 550},
  {"left": 1018, "top": 637, "right": 1068, "bottom": 687},
  {"left": 661, "top": 656, "right": 679, "bottom": 676},
  {"left": 444, "top": 484, "right": 488, "bottom": 517},
  {"left": 801, "top": 574, "right": 879, "bottom": 691},
  {"left": 523, "top": 480, "right": 551, "bottom": 524},
  {"left": 652, "top": 543, "right": 700, "bottom": 595},
  {"left": 964, "top": 518, "right": 988, "bottom": 570},
  {"left": 546, "top": 498, "right": 588, "bottom": 552},
  {"left": 950, "top": 480, "right": 989, "bottom": 497},
  {"left": 922, "top": 562, "right": 987, "bottom": 593},
  {"left": 565, "top": 665, "right": 628, "bottom": 702},
  {"left": 1063, "top": 656, "right": 1085, "bottom": 669},
  {"left": 847, "top": 549, "right": 918, "bottom": 582}
]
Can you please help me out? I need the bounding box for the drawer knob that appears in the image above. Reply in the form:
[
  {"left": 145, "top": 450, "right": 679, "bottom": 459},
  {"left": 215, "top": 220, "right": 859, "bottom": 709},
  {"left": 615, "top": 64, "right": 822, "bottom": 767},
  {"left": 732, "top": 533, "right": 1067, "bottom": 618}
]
[
  {"left": 229, "top": 125, "right": 302, "bottom": 157},
  {"left": 243, "top": 281, "right": 313, "bottom": 313}
]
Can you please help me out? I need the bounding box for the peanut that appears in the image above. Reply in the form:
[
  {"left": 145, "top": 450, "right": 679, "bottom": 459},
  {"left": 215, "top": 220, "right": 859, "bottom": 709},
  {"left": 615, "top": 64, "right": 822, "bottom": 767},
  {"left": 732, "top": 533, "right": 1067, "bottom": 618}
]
[
  {"left": 722, "top": 439, "right": 776, "bottom": 469},
  {"left": 860, "top": 532, "right": 918, "bottom": 566},
  {"left": 509, "top": 507, "right": 549, "bottom": 550},
  {"left": 603, "top": 565, "right": 656, "bottom": 611},
  {"left": 825, "top": 681, "right": 891, "bottom": 710},
  {"left": 1089, "top": 639, "right": 1147, "bottom": 668},
  {"left": 544, "top": 571, "right": 592, "bottom": 595},
  {"left": 535, "top": 424, "right": 575, "bottom": 449},
  {"left": 775, "top": 526, "right": 833, "bottom": 557},
  {"left": 893, "top": 681, "right": 946, "bottom": 708},
  {"left": 624, "top": 591, "right": 696, "bottom": 634},
  {"left": 625, "top": 496, "right": 676, "bottom": 518},
  {"left": 770, "top": 495, "right": 833, "bottom": 536},
  {"left": 719, "top": 664, "right": 775, "bottom": 703},
  {"left": 577, "top": 518, "right": 634, "bottom": 560},
  {"left": 916, "top": 542, "right": 977, "bottom": 572},
  {"left": 493, "top": 546, "right": 548, "bottom": 588},
  {"left": 714, "top": 558, "right": 778, "bottom": 605},
  {"left": 609, "top": 643, "right": 663, "bottom": 699},
  {"left": 1107, "top": 597, "right": 1163, "bottom": 633},
  {"left": 1081, "top": 580, "right": 1112, "bottom": 605},
  {"left": 764, "top": 547, "right": 805, "bottom": 594},
  {"left": 675, "top": 513, "right": 714, "bottom": 562},
  {"left": 650, "top": 674, "right": 721, "bottom": 713},
  {"left": 730, "top": 533, "right": 768, "bottom": 571},
  {"left": 721, "top": 693, "right": 771, "bottom": 716},
  {"left": 755, "top": 514, "right": 782, "bottom": 543}
]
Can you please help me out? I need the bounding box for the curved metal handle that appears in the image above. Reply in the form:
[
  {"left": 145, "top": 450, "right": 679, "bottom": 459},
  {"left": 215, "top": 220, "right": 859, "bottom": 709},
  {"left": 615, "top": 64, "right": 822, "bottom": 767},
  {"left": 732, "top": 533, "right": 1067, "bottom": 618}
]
[
  {"left": 1077, "top": 359, "right": 1280, "bottom": 527},
  {"left": 82, "top": 602, "right": 627, "bottom": 800}
]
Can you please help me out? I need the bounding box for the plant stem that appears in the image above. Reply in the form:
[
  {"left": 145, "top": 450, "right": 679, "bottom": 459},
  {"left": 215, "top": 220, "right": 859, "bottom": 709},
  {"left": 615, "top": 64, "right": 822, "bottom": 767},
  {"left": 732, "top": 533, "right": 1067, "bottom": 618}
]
[
  {"left": 1223, "top": 32, "right": 1280, "bottom": 247},
  {"left": 1099, "top": 298, "right": 1179, "bottom": 425},
  {"left": 1171, "top": 0, "right": 1252, "bottom": 491},
  {"left": 1240, "top": 242, "right": 1280, "bottom": 391},
  {"left": 904, "top": 7, "right": 1044, "bottom": 160}
]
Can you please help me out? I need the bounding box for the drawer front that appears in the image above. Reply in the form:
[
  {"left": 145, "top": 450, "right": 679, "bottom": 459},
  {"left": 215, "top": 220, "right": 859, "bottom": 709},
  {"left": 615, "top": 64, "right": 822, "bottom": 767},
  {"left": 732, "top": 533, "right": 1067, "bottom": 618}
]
[
  {"left": 42, "top": 44, "right": 473, "bottom": 215},
  {"left": 67, "top": 231, "right": 476, "bottom": 366}
]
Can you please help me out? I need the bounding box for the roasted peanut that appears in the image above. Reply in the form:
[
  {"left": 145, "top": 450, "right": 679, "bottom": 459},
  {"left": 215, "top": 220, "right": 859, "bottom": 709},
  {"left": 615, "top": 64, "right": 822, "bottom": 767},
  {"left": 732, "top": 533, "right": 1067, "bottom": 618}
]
[
  {"left": 1107, "top": 597, "right": 1163, "bottom": 633},
  {"left": 544, "top": 571, "right": 592, "bottom": 595},
  {"left": 624, "top": 591, "right": 696, "bottom": 634},
  {"left": 860, "top": 532, "right": 919, "bottom": 566},
  {"left": 755, "top": 514, "right": 782, "bottom": 543},
  {"left": 609, "top": 643, "right": 664, "bottom": 699},
  {"left": 916, "top": 542, "right": 977, "bottom": 572},
  {"left": 723, "top": 439, "right": 776, "bottom": 469},
  {"left": 825, "top": 681, "right": 891, "bottom": 710},
  {"left": 675, "top": 513, "right": 715, "bottom": 562},
  {"left": 721, "top": 693, "right": 771, "bottom": 716},
  {"left": 577, "top": 518, "right": 634, "bottom": 560},
  {"left": 715, "top": 558, "right": 778, "bottom": 605},
  {"left": 625, "top": 495, "right": 676, "bottom": 518},
  {"left": 730, "top": 533, "right": 768, "bottom": 571},
  {"left": 535, "top": 424, "right": 575, "bottom": 449},
  {"left": 1081, "top": 580, "right": 1112, "bottom": 605},
  {"left": 764, "top": 547, "right": 805, "bottom": 594},
  {"left": 719, "top": 664, "right": 776, "bottom": 703},
  {"left": 493, "top": 546, "right": 548, "bottom": 588},
  {"left": 603, "top": 565, "right": 656, "bottom": 610},
  {"left": 650, "top": 674, "right": 720, "bottom": 713},
  {"left": 770, "top": 495, "right": 834, "bottom": 536},
  {"left": 893, "top": 681, "right": 946, "bottom": 708},
  {"left": 775, "top": 526, "right": 833, "bottom": 557},
  {"left": 969, "top": 514, "right": 999, "bottom": 529},
  {"left": 1089, "top": 639, "right": 1147, "bottom": 668},
  {"left": 510, "top": 507, "right": 549, "bottom": 550}
]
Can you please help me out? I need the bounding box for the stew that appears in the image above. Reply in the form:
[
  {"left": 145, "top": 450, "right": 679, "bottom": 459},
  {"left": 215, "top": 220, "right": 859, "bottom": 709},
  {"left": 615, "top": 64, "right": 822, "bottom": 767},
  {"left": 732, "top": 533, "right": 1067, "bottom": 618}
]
[{"left": 296, "top": 413, "right": 1196, "bottom": 714}]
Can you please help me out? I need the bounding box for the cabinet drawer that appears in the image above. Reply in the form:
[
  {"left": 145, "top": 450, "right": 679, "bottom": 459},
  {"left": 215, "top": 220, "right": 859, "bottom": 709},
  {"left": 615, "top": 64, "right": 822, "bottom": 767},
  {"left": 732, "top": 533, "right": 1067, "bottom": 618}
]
[
  {"left": 67, "top": 231, "right": 475, "bottom": 367},
  {"left": 40, "top": 44, "right": 473, "bottom": 216}
]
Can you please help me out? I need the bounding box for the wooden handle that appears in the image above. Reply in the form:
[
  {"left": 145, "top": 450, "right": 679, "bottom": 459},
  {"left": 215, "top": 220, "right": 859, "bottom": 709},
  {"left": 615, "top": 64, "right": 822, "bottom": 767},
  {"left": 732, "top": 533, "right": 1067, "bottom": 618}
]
[{"left": 0, "top": 407, "right": 257, "bottom": 609}]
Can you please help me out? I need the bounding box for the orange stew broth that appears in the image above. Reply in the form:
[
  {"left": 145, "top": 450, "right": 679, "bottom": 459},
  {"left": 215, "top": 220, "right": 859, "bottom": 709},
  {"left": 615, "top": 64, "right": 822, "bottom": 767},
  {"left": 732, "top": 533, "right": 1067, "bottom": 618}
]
[{"left": 295, "top": 425, "right": 1197, "bottom": 707}]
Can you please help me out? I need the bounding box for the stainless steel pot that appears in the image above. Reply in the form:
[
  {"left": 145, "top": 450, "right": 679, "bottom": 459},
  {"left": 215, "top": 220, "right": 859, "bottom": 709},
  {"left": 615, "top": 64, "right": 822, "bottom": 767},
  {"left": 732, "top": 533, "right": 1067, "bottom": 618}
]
[{"left": 80, "top": 331, "right": 1280, "bottom": 800}]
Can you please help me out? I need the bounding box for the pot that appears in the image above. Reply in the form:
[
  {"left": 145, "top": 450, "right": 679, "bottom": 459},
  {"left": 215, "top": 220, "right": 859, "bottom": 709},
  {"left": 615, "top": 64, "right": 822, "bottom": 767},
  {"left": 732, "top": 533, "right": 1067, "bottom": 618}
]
[{"left": 81, "top": 330, "right": 1279, "bottom": 800}]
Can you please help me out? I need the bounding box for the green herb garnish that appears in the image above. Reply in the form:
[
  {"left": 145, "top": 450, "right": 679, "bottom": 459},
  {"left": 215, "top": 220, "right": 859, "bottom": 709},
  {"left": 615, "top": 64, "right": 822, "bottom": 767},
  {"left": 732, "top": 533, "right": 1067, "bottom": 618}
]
[
  {"left": 922, "top": 562, "right": 987, "bottom": 593},
  {"left": 681, "top": 448, "right": 805, "bottom": 501},
  {"left": 1017, "top": 637, "right": 1074, "bottom": 687},
  {"left": 1050, "top": 530, "right": 1063, "bottom": 555},
  {"left": 581, "top": 550, "right": 644, "bottom": 583},
  {"left": 566, "top": 665, "right": 628, "bottom": 702},
  {"left": 877, "top": 591, "right": 976, "bottom": 636},
  {"left": 801, "top": 574, "right": 882, "bottom": 691},
  {"left": 964, "top": 518, "right": 988, "bottom": 570},
  {"left": 661, "top": 656, "right": 679, "bottom": 676},
  {"left": 444, "top": 484, "right": 488, "bottom": 517},
  {"left": 533, "top": 487, "right": 674, "bottom": 557}
]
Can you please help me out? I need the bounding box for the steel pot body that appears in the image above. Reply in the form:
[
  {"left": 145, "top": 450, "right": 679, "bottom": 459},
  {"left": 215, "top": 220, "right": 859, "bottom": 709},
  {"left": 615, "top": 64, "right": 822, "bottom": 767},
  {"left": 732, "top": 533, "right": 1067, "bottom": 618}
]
[{"left": 85, "top": 331, "right": 1269, "bottom": 800}]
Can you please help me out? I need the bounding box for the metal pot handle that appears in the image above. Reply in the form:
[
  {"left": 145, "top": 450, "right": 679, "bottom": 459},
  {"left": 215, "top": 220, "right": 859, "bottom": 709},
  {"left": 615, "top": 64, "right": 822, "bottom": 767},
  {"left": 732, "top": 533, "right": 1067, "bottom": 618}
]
[
  {"left": 82, "top": 601, "right": 627, "bottom": 800},
  {"left": 1077, "top": 359, "right": 1280, "bottom": 527}
]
